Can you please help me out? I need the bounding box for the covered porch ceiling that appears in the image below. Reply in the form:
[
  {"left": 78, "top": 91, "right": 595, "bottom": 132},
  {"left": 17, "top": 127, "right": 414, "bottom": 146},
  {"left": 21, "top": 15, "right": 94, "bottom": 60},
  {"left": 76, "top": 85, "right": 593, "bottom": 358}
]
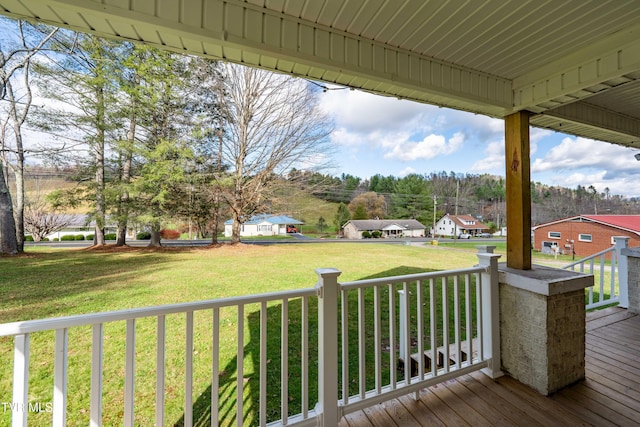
[{"left": 2, "top": 0, "right": 640, "bottom": 149}]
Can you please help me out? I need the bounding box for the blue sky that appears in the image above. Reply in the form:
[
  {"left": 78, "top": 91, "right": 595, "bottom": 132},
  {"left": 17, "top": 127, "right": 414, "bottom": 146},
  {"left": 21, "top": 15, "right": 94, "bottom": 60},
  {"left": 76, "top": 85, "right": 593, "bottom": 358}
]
[{"left": 318, "top": 87, "right": 640, "bottom": 199}]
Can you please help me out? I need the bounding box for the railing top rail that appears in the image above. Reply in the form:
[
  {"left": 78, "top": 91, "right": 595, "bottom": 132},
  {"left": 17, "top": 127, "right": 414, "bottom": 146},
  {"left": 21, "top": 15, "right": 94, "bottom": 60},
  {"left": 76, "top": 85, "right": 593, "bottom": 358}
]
[
  {"left": 563, "top": 245, "right": 616, "bottom": 269},
  {"left": 0, "top": 287, "right": 317, "bottom": 337},
  {"left": 340, "top": 265, "right": 487, "bottom": 290}
]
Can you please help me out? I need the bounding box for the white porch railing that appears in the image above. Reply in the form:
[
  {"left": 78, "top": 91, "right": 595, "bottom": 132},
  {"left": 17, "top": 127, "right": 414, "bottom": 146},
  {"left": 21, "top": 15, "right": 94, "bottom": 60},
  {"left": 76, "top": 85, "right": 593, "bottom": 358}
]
[
  {"left": 562, "top": 236, "right": 629, "bottom": 310},
  {"left": 0, "top": 248, "right": 501, "bottom": 427}
]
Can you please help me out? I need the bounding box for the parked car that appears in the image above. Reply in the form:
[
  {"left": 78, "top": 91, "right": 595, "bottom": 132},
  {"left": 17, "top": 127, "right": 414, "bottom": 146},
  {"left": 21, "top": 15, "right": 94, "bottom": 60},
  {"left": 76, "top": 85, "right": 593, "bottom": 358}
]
[
  {"left": 286, "top": 225, "right": 298, "bottom": 233},
  {"left": 458, "top": 233, "right": 471, "bottom": 239},
  {"left": 478, "top": 232, "right": 492, "bottom": 238}
]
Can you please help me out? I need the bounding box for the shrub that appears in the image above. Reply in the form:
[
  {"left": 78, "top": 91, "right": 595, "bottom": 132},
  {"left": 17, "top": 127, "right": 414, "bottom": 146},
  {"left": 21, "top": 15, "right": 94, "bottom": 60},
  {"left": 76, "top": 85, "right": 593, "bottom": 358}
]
[
  {"left": 85, "top": 234, "right": 94, "bottom": 241},
  {"left": 136, "top": 231, "right": 151, "bottom": 240},
  {"left": 74, "top": 235, "right": 85, "bottom": 241},
  {"left": 160, "top": 229, "right": 181, "bottom": 239},
  {"left": 371, "top": 230, "right": 382, "bottom": 238},
  {"left": 362, "top": 231, "right": 371, "bottom": 239},
  {"left": 104, "top": 233, "right": 116, "bottom": 240},
  {"left": 52, "top": 238, "right": 59, "bottom": 241},
  {"left": 61, "top": 235, "right": 75, "bottom": 241},
  {"left": 42, "top": 238, "right": 49, "bottom": 242},
  {"left": 24, "top": 235, "right": 34, "bottom": 242}
]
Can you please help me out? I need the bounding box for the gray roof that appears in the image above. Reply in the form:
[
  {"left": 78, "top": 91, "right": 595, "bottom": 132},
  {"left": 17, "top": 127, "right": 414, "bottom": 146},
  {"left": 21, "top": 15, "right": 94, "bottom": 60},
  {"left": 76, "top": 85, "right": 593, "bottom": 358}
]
[{"left": 345, "top": 219, "right": 426, "bottom": 231}]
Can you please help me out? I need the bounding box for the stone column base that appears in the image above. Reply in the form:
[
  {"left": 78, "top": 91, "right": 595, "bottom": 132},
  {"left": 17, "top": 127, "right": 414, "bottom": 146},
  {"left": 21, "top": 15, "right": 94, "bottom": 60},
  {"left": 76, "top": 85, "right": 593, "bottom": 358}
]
[
  {"left": 621, "top": 247, "right": 640, "bottom": 314},
  {"left": 498, "top": 264, "right": 593, "bottom": 395}
]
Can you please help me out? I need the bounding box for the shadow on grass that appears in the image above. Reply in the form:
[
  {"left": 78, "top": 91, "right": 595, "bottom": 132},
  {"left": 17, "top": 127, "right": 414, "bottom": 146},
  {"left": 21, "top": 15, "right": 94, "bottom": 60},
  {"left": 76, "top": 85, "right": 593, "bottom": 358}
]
[
  {"left": 174, "top": 266, "right": 435, "bottom": 426},
  {"left": 0, "top": 249, "right": 178, "bottom": 322}
]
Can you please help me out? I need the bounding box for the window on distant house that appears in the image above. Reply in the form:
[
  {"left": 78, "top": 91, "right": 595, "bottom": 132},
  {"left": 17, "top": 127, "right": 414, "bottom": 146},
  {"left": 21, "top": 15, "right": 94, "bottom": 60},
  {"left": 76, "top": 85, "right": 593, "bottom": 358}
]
[
  {"left": 579, "top": 234, "right": 592, "bottom": 242},
  {"left": 548, "top": 231, "right": 561, "bottom": 239},
  {"left": 258, "top": 224, "right": 271, "bottom": 232}
]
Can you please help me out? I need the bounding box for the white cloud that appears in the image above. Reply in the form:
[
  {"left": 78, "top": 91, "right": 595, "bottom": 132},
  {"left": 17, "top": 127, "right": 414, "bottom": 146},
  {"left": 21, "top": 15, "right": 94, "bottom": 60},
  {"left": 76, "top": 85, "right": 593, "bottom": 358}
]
[
  {"left": 531, "top": 136, "right": 634, "bottom": 173},
  {"left": 442, "top": 112, "right": 504, "bottom": 143},
  {"left": 384, "top": 132, "right": 465, "bottom": 161},
  {"left": 548, "top": 170, "right": 640, "bottom": 198},
  {"left": 470, "top": 139, "right": 505, "bottom": 172},
  {"left": 319, "top": 88, "right": 437, "bottom": 138},
  {"left": 528, "top": 136, "right": 640, "bottom": 197},
  {"left": 398, "top": 166, "right": 417, "bottom": 177}
]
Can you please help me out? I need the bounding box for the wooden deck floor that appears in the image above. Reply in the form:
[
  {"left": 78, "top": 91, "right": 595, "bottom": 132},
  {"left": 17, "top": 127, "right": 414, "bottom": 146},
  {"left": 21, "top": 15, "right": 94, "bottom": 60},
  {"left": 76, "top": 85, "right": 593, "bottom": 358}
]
[{"left": 338, "top": 307, "right": 640, "bottom": 427}]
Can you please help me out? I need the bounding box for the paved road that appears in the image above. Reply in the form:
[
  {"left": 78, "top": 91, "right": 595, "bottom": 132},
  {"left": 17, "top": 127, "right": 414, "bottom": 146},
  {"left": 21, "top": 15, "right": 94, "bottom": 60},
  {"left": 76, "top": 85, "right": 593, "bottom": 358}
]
[{"left": 26, "top": 236, "right": 506, "bottom": 249}]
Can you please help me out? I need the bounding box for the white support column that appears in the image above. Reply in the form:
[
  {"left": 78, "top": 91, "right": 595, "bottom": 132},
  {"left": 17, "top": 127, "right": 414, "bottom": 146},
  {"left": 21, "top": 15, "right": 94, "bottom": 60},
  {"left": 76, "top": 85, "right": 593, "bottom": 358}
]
[
  {"left": 124, "top": 319, "right": 136, "bottom": 427},
  {"left": 315, "top": 268, "right": 342, "bottom": 427},
  {"left": 53, "top": 329, "right": 69, "bottom": 427},
  {"left": 12, "top": 334, "right": 30, "bottom": 427},
  {"left": 614, "top": 236, "right": 630, "bottom": 308},
  {"left": 397, "top": 289, "right": 407, "bottom": 369},
  {"left": 90, "top": 324, "right": 104, "bottom": 427},
  {"left": 476, "top": 248, "right": 503, "bottom": 379}
]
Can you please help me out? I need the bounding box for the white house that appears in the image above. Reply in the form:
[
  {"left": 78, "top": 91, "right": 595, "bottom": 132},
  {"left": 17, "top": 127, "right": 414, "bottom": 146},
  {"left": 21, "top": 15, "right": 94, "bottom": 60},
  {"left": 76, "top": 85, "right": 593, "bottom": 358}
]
[
  {"left": 224, "top": 214, "right": 303, "bottom": 237},
  {"left": 38, "top": 214, "right": 120, "bottom": 241},
  {"left": 342, "top": 219, "right": 426, "bottom": 239},
  {"left": 434, "top": 214, "right": 489, "bottom": 237}
]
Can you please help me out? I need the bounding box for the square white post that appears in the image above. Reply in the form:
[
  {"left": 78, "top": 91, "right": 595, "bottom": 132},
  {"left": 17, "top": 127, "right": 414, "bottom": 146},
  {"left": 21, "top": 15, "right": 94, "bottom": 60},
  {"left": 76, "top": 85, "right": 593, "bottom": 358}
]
[
  {"left": 476, "top": 248, "right": 503, "bottom": 379},
  {"left": 315, "top": 268, "right": 341, "bottom": 426}
]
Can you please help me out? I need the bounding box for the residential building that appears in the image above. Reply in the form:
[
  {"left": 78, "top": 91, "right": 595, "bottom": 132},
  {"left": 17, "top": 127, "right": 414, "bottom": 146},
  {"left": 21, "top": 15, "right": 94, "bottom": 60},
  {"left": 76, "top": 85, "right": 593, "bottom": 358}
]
[
  {"left": 342, "top": 219, "right": 426, "bottom": 239},
  {"left": 533, "top": 215, "right": 640, "bottom": 256},
  {"left": 37, "top": 214, "right": 119, "bottom": 241},
  {"left": 434, "top": 214, "right": 489, "bottom": 237},
  {"left": 224, "top": 214, "right": 303, "bottom": 237}
]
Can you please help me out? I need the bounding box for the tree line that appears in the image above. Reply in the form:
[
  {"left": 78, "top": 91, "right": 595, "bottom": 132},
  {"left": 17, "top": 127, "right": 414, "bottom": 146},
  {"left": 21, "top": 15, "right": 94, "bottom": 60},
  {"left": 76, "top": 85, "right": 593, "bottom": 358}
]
[
  {"left": 0, "top": 19, "right": 332, "bottom": 254},
  {"left": 289, "top": 170, "right": 640, "bottom": 234}
]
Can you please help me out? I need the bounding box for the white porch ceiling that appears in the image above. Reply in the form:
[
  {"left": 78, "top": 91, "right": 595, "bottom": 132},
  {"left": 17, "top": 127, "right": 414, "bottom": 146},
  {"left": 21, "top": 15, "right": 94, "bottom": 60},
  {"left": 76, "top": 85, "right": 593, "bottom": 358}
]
[{"left": 2, "top": 0, "right": 640, "bottom": 148}]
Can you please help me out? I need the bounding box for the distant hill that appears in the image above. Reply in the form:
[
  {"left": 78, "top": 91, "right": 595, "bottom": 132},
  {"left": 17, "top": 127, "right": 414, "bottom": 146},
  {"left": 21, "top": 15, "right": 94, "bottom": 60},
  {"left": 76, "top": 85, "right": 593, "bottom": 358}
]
[{"left": 270, "top": 185, "right": 339, "bottom": 234}]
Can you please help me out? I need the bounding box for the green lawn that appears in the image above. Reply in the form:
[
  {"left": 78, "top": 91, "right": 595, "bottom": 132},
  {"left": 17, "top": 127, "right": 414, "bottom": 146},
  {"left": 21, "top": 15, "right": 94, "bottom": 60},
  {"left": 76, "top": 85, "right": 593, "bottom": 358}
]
[{"left": 0, "top": 243, "right": 481, "bottom": 426}]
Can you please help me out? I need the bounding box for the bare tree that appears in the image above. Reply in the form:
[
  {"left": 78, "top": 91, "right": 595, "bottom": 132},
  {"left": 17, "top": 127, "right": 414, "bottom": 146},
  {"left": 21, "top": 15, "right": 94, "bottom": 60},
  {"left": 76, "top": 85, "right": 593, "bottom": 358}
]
[
  {"left": 0, "top": 19, "right": 58, "bottom": 253},
  {"left": 24, "top": 208, "right": 71, "bottom": 242},
  {"left": 0, "top": 161, "right": 18, "bottom": 253},
  {"left": 216, "top": 64, "right": 333, "bottom": 243}
]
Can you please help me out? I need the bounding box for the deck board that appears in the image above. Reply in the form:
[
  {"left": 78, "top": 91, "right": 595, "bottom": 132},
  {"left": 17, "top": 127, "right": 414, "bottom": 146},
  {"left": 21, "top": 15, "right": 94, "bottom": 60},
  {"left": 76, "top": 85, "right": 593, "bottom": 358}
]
[
  {"left": 454, "top": 372, "right": 544, "bottom": 427},
  {"left": 440, "top": 378, "right": 520, "bottom": 426},
  {"left": 342, "top": 307, "right": 640, "bottom": 426}
]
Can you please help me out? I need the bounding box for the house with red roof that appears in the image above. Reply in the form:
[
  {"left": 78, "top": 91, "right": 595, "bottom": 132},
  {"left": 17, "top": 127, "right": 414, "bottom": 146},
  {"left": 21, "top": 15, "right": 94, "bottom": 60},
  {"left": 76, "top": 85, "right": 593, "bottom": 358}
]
[
  {"left": 434, "top": 214, "right": 489, "bottom": 238},
  {"left": 532, "top": 215, "right": 640, "bottom": 257}
]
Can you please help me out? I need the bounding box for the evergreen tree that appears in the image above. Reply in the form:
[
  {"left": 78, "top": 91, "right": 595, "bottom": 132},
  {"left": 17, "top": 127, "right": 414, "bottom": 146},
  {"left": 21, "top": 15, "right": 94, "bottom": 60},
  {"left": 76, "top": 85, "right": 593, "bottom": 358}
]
[
  {"left": 334, "top": 202, "right": 350, "bottom": 232},
  {"left": 316, "top": 216, "right": 327, "bottom": 233},
  {"left": 352, "top": 204, "right": 368, "bottom": 220},
  {"left": 34, "top": 33, "right": 122, "bottom": 246}
]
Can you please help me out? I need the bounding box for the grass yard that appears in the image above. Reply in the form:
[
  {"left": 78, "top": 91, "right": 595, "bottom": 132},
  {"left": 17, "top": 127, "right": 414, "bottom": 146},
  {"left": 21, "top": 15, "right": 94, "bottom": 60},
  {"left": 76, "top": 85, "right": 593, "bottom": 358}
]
[{"left": 0, "top": 243, "right": 481, "bottom": 426}]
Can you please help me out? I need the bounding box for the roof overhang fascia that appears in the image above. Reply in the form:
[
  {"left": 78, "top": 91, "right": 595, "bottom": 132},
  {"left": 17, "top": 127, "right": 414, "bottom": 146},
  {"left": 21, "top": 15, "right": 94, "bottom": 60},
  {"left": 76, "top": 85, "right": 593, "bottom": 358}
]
[
  {"left": 3, "top": 0, "right": 640, "bottom": 145},
  {"left": 0, "top": 0, "right": 513, "bottom": 117},
  {"left": 531, "top": 102, "right": 640, "bottom": 145},
  {"left": 532, "top": 216, "right": 582, "bottom": 230},
  {"left": 512, "top": 21, "right": 640, "bottom": 113}
]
